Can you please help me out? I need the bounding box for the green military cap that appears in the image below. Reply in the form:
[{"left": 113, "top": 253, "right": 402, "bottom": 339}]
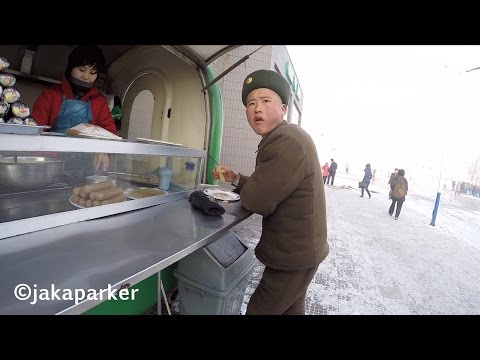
[{"left": 242, "top": 69, "right": 291, "bottom": 106}]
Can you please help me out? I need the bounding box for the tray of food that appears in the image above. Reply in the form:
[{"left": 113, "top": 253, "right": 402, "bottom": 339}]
[
  {"left": 125, "top": 188, "right": 167, "bottom": 199},
  {"left": 0, "top": 122, "right": 50, "bottom": 135},
  {"left": 70, "top": 180, "right": 126, "bottom": 208}
]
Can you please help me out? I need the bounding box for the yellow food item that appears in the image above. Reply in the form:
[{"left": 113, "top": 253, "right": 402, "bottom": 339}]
[
  {"left": 215, "top": 166, "right": 225, "bottom": 182},
  {"left": 130, "top": 188, "right": 166, "bottom": 199}
]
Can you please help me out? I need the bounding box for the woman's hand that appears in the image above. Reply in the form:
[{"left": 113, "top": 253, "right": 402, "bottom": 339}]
[
  {"left": 94, "top": 153, "right": 109, "bottom": 171},
  {"left": 212, "top": 165, "right": 239, "bottom": 183}
]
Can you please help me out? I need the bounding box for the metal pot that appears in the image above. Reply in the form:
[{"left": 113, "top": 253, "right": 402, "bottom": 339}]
[{"left": 0, "top": 156, "right": 64, "bottom": 191}]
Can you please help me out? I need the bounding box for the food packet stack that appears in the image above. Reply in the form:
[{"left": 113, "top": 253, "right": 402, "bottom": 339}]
[{"left": 0, "top": 56, "right": 37, "bottom": 126}]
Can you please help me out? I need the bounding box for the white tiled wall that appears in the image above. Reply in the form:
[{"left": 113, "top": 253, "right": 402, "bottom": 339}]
[
  {"left": 211, "top": 46, "right": 272, "bottom": 177},
  {"left": 210, "top": 45, "right": 303, "bottom": 180}
]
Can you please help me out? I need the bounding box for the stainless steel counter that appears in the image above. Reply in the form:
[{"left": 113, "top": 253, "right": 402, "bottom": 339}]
[
  {"left": 0, "top": 183, "right": 74, "bottom": 223},
  {"left": 0, "top": 198, "right": 251, "bottom": 314}
]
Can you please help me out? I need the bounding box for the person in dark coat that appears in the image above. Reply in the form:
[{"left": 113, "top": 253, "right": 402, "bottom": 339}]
[
  {"left": 212, "top": 69, "right": 329, "bottom": 315},
  {"left": 389, "top": 168, "right": 409, "bottom": 219},
  {"left": 360, "top": 163, "right": 372, "bottom": 198},
  {"left": 327, "top": 158, "right": 337, "bottom": 185},
  {"left": 388, "top": 168, "right": 398, "bottom": 185}
]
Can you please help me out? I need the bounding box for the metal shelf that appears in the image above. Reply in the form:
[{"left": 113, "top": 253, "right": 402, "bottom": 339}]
[{"left": 3, "top": 69, "right": 61, "bottom": 86}]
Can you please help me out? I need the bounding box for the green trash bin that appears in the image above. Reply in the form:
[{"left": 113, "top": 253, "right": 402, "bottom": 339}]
[{"left": 173, "top": 231, "right": 255, "bottom": 315}]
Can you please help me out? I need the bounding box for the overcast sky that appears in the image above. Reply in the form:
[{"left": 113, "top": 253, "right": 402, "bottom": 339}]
[{"left": 286, "top": 45, "right": 480, "bottom": 184}]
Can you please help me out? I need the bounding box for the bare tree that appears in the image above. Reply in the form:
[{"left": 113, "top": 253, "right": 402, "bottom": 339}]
[{"left": 467, "top": 156, "right": 480, "bottom": 184}]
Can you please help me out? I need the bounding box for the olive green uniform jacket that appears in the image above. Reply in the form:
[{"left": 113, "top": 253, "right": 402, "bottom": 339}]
[{"left": 235, "top": 121, "right": 329, "bottom": 271}]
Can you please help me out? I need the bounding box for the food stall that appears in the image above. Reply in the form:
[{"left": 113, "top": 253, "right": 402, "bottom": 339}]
[
  {"left": 0, "top": 133, "right": 250, "bottom": 314},
  {"left": 0, "top": 45, "right": 252, "bottom": 314}
]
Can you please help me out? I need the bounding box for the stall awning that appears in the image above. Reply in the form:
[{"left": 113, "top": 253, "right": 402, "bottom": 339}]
[{"left": 168, "top": 45, "right": 241, "bottom": 68}]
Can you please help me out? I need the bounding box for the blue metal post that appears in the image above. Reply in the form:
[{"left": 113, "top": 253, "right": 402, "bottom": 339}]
[
  {"left": 430, "top": 151, "right": 444, "bottom": 227},
  {"left": 430, "top": 192, "right": 441, "bottom": 226}
]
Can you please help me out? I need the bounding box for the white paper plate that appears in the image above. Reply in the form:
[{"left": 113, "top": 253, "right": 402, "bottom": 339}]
[
  {"left": 136, "top": 137, "right": 186, "bottom": 147},
  {"left": 125, "top": 187, "right": 167, "bottom": 200},
  {"left": 70, "top": 194, "right": 127, "bottom": 208},
  {"left": 69, "top": 133, "right": 125, "bottom": 141},
  {"left": 204, "top": 189, "right": 240, "bottom": 202}
]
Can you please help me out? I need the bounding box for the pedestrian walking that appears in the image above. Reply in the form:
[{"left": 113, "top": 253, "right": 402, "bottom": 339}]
[
  {"left": 359, "top": 163, "right": 372, "bottom": 199},
  {"left": 389, "top": 169, "right": 409, "bottom": 220},
  {"left": 327, "top": 159, "right": 337, "bottom": 185}
]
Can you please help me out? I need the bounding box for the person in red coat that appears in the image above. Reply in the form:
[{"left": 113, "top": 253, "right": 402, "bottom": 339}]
[
  {"left": 32, "top": 45, "right": 115, "bottom": 172},
  {"left": 321, "top": 162, "right": 329, "bottom": 184}
]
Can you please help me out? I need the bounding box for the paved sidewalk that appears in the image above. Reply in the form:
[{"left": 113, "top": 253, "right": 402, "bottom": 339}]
[{"left": 232, "top": 180, "right": 480, "bottom": 315}]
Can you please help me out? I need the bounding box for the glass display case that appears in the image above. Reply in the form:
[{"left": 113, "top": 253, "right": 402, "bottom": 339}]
[{"left": 0, "top": 133, "right": 206, "bottom": 239}]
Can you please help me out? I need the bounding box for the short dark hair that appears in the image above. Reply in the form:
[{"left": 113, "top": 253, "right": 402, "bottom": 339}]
[
  {"left": 398, "top": 169, "right": 405, "bottom": 176},
  {"left": 65, "top": 45, "right": 106, "bottom": 79},
  {"left": 395, "top": 168, "right": 398, "bottom": 171}
]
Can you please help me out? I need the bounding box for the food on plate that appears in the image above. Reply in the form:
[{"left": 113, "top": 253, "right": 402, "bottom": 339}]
[
  {"left": 101, "top": 193, "right": 126, "bottom": 205},
  {"left": 0, "top": 73, "right": 16, "bottom": 87},
  {"left": 0, "top": 100, "right": 9, "bottom": 116},
  {"left": 93, "top": 186, "right": 123, "bottom": 201},
  {"left": 11, "top": 102, "right": 30, "bottom": 118},
  {"left": 71, "top": 182, "right": 125, "bottom": 208},
  {"left": 214, "top": 192, "right": 231, "bottom": 201},
  {"left": 23, "top": 117, "right": 38, "bottom": 126},
  {"left": 1, "top": 87, "right": 20, "bottom": 103},
  {"left": 204, "top": 189, "right": 240, "bottom": 202},
  {"left": 129, "top": 188, "right": 166, "bottom": 199},
  {"left": 79, "top": 190, "right": 88, "bottom": 199},
  {"left": 0, "top": 57, "right": 9, "bottom": 71},
  {"left": 83, "top": 180, "right": 114, "bottom": 193},
  {"left": 7, "top": 117, "right": 24, "bottom": 125},
  {"left": 66, "top": 123, "right": 122, "bottom": 139}
]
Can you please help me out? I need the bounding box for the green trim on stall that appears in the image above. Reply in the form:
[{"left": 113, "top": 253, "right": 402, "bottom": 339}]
[
  {"left": 205, "top": 66, "right": 223, "bottom": 185},
  {"left": 83, "top": 264, "right": 177, "bottom": 315}
]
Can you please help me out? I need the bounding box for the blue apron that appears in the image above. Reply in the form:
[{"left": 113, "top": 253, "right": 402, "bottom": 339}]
[
  {"left": 51, "top": 97, "right": 92, "bottom": 133},
  {"left": 52, "top": 97, "right": 94, "bottom": 182}
]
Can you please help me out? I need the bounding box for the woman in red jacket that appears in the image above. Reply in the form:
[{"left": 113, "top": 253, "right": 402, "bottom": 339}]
[
  {"left": 32, "top": 45, "right": 115, "bottom": 173},
  {"left": 321, "top": 162, "right": 329, "bottom": 184}
]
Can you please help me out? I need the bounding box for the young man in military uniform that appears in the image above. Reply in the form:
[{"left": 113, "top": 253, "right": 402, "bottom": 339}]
[{"left": 213, "top": 69, "right": 329, "bottom": 315}]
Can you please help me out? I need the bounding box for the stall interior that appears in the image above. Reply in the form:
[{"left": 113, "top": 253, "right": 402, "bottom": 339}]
[
  {"left": 0, "top": 45, "right": 208, "bottom": 151},
  {"left": 0, "top": 150, "right": 203, "bottom": 224}
]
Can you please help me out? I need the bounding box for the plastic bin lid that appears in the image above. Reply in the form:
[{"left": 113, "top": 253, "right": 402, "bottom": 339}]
[{"left": 205, "top": 232, "right": 247, "bottom": 268}]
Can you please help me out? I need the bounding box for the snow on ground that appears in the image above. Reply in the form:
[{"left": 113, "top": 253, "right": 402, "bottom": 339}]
[{"left": 232, "top": 174, "right": 480, "bottom": 315}]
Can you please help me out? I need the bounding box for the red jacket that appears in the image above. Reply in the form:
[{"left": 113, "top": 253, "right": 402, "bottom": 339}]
[
  {"left": 322, "top": 164, "right": 329, "bottom": 177},
  {"left": 32, "top": 78, "right": 116, "bottom": 134}
]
